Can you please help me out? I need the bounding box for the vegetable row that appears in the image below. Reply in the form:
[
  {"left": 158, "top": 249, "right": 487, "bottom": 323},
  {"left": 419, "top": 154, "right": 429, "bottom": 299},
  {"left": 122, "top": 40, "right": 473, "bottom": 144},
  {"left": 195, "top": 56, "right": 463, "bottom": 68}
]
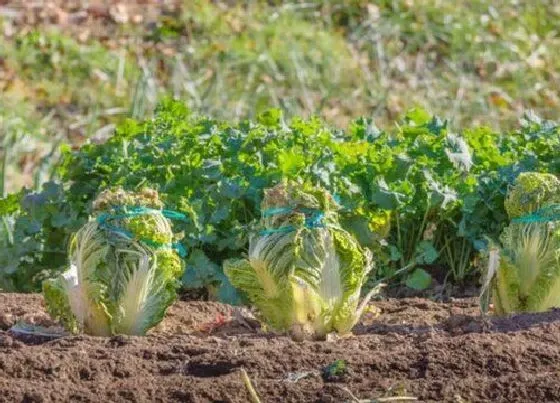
[{"left": 43, "top": 172, "right": 560, "bottom": 339}]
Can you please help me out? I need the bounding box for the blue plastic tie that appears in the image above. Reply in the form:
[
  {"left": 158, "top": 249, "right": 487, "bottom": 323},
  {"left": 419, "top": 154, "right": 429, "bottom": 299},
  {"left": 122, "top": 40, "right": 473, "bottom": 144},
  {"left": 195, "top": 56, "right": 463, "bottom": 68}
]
[
  {"left": 260, "top": 206, "right": 326, "bottom": 235},
  {"left": 96, "top": 206, "right": 188, "bottom": 257},
  {"left": 511, "top": 204, "right": 560, "bottom": 224},
  {"left": 260, "top": 225, "right": 298, "bottom": 235}
]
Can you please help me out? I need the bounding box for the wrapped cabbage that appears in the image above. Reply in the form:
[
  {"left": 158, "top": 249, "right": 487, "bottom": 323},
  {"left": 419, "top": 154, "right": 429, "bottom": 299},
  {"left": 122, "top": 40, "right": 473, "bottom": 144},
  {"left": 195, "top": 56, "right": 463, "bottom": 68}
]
[
  {"left": 224, "top": 182, "right": 381, "bottom": 340},
  {"left": 484, "top": 173, "right": 560, "bottom": 314},
  {"left": 43, "top": 188, "right": 183, "bottom": 335}
]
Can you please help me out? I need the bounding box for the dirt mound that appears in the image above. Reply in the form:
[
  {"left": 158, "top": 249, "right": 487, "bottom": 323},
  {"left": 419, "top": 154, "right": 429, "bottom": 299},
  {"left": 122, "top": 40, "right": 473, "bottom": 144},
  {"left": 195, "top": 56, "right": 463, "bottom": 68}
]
[{"left": 1, "top": 294, "right": 560, "bottom": 402}]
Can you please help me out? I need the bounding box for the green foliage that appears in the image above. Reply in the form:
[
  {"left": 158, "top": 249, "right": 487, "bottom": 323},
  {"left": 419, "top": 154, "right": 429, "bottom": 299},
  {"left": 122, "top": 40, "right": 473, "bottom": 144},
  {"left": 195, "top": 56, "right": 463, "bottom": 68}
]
[
  {"left": 0, "top": 193, "right": 20, "bottom": 290},
  {"left": 42, "top": 188, "right": 183, "bottom": 335},
  {"left": 57, "top": 100, "right": 392, "bottom": 299},
  {"left": 2, "top": 100, "right": 560, "bottom": 297},
  {"left": 0, "top": 193, "right": 21, "bottom": 216},
  {"left": 362, "top": 110, "right": 478, "bottom": 283},
  {"left": 0, "top": 182, "right": 84, "bottom": 291},
  {"left": 461, "top": 112, "right": 560, "bottom": 252},
  {"left": 405, "top": 268, "right": 432, "bottom": 291},
  {"left": 4, "top": 0, "right": 560, "bottom": 197},
  {"left": 224, "top": 182, "right": 379, "bottom": 340}
]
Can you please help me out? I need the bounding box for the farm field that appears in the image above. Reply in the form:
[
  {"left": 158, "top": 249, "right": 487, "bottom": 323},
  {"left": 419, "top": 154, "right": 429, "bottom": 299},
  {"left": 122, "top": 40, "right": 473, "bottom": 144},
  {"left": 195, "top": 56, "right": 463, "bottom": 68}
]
[
  {"left": 2, "top": 1, "right": 560, "bottom": 402},
  {"left": 2, "top": 293, "right": 560, "bottom": 403}
]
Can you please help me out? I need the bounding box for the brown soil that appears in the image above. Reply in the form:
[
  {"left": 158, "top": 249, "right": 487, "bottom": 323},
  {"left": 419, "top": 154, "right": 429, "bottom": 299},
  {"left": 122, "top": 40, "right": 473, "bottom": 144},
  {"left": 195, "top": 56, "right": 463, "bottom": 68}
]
[{"left": 1, "top": 294, "right": 560, "bottom": 402}]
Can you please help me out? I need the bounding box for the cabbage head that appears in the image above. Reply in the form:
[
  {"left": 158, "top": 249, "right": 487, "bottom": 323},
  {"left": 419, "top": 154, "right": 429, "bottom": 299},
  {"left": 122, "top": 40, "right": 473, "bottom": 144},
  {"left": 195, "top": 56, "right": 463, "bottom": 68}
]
[
  {"left": 42, "top": 188, "right": 183, "bottom": 335},
  {"left": 224, "top": 182, "right": 380, "bottom": 340},
  {"left": 487, "top": 172, "right": 560, "bottom": 314}
]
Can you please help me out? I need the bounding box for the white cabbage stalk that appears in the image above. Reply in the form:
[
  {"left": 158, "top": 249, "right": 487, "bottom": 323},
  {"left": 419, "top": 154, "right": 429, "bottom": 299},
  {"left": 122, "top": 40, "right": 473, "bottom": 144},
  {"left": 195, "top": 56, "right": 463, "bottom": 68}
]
[
  {"left": 112, "top": 248, "right": 176, "bottom": 335},
  {"left": 43, "top": 221, "right": 112, "bottom": 336}
]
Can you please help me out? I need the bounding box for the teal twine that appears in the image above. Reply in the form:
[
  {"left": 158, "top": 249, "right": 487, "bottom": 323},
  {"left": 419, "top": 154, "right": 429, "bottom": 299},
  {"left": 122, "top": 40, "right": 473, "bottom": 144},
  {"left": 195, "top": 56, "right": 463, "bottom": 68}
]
[
  {"left": 511, "top": 204, "right": 560, "bottom": 224},
  {"left": 96, "top": 206, "right": 188, "bottom": 257},
  {"left": 143, "top": 239, "right": 187, "bottom": 258},
  {"left": 261, "top": 207, "right": 294, "bottom": 217},
  {"left": 260, "top": 206, "right": 326, "bottom": 235}
]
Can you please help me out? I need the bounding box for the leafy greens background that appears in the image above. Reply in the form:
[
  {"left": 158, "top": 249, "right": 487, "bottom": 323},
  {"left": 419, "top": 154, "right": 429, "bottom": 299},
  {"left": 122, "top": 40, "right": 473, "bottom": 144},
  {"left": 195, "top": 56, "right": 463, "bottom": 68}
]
[{"left": 1, "top": 100, "right": 558, "bottom": 301}]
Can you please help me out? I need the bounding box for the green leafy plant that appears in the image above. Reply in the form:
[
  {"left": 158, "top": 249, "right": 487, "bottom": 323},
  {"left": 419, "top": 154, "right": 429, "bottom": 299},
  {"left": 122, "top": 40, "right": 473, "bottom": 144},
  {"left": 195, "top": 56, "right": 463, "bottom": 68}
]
[
  {"left": 0, "top": 182, "right": 84, "bottom": 291},
  {"left": 462, "top": 113, "right": 560, "bottom": 250},
  {"left": 57, "top": 100, "right": 391, "bottom": 301},
  {"left": 0, "top": 193, "right": 20, "bottom": 290},
  {"left": 3, "top": 101, "right": 559, "bottom": 297},
  {"left": 224, "top": 182, "right": 381, "bottom": 340},
  {"left": 42, "top": 188, "right": 183, "bottom": 335},
  {"left": 321, "top": 359, "right": 348, "bottom": 382},
  {"left": 482, "top": 172, "right": 560, "bottom": 314},
  {"left": 364, "top": 110, "right": 478, "bottom": 285}
]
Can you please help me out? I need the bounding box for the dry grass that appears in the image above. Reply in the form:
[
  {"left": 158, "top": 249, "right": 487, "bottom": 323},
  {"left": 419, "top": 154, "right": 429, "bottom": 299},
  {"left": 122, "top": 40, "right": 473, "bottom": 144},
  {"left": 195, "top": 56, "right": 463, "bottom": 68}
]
[{"left": 1, "top": 0, "right": 560, "bottom": 192}]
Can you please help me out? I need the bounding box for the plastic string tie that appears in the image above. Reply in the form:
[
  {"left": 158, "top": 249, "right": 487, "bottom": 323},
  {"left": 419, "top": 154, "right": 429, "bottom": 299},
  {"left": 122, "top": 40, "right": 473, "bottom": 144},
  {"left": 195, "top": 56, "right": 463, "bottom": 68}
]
[
  {"left": 96, "top": 206, "right": 188, "bottom": 257},
  {"left": 260, "top": 206, "right": 326, "bottom": 235},
  {"left": 510, "top": 204, "right": 560, "bottom": 224}
]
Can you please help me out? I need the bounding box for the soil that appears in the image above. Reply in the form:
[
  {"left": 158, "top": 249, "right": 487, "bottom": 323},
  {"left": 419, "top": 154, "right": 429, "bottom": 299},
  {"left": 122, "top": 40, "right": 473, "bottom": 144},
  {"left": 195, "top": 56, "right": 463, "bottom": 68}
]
[{"left": 1, "top": 294, "right": 560, "bottom": 403}]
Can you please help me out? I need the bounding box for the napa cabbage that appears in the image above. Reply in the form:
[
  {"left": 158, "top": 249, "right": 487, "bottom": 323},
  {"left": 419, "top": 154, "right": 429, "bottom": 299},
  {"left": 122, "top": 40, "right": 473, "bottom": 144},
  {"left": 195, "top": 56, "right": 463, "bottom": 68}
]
[
  {"left": 224, "top": 182, "right": 381, "bottom": 340},
  {"left": 42, "top": 188, "right": 183, "bottom": 335},
  {"left": 484, "top": 172, "right": 560, "bottom": 314}
]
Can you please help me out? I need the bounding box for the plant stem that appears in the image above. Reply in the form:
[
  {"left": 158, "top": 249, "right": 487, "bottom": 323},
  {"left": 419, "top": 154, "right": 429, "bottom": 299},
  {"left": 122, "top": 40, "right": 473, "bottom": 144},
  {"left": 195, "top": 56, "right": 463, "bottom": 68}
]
[
  {"left": 413, "top": 195, "right": 431, "bottom": 255},
  {"left": 2, "top": 216, "right": 13, "bottom": 246},
  {"left": 240, "top": 368, "right": 261, "bottom": 403},
  {"left": 395, "top": 214, "right": 405, "bottom": 268},
  {"left": 458, "top": 238, "right": 466, "bottom": 281},
  {"left": 458, "top": 238, "right": 472, "bottom": 282}
]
